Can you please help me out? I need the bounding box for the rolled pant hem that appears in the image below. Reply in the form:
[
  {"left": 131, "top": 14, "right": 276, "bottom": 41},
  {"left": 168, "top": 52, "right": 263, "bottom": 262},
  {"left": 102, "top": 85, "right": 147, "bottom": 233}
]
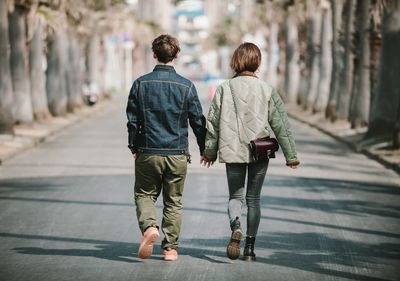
[
  {"left": 162, "top": 242, "right": 179, "bottom": 250},
  {"left": 141, "top": 222, "right": 159, "bottom": 234}
]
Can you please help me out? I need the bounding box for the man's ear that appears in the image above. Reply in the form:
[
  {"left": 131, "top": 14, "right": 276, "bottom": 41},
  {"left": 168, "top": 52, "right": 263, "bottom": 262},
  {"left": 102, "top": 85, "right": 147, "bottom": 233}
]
[
  {"left": 175, "top": 51, "right": 180, "bottom": 59},
  {"left": 153, "top": 53, "right": 157, "bottom": 59}
]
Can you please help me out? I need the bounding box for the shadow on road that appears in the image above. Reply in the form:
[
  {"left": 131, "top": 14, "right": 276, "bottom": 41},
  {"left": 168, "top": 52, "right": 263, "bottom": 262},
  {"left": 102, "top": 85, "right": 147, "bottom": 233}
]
[
  {"left": 2, "top": 232, "right": 139, "bottom": 264},
  {"left": 256, "top": 232, "right": 400, "bottom": 281},
  {"left": 2, "top": 231, "right": 397, "bottom": 281},
  {"left": 0, "top": 173, "right": 399, "bottom": 280},
  {"left": 266, "top": 175, "right": 400, "bottom": 195},
  {"left": 262, "top": 195, "right": 400, "bottom": 219}
]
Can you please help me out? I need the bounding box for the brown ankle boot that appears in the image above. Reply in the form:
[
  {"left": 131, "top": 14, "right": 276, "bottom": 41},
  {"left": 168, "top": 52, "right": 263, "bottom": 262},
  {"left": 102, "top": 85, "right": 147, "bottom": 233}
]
[{"left": 226, "top": 217, "right": 243, "bottom": 260}]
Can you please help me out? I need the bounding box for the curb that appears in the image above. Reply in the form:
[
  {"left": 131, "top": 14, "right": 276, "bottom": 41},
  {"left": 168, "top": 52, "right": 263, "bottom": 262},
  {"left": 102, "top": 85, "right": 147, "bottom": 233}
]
[
  {"left": 287, "top": 109, "right": 400, "bottom": 176},
  {"left": 0, "top": 99, "right": 115, "bottom": 165}
]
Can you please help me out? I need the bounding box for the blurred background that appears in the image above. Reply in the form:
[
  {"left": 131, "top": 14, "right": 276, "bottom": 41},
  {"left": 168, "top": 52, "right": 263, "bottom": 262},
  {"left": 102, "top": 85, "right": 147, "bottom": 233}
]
[{"left": 0, "top": 0, "right": 399, "bottom": 160}]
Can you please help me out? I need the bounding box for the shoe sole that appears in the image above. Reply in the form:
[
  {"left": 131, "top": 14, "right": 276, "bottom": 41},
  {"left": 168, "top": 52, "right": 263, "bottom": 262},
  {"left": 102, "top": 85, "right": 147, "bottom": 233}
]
[
  {"left": 226, "top": 229, "right": 243, "bottom": 260},
  {"left": 163, "top": 249, "right": 178, "bottom": 261},
  {"left": 138, "top": 232, "right": 159, "bottom": 259},
  {"left": 164, "top": 254, "right": 178, "bottom": 261}
]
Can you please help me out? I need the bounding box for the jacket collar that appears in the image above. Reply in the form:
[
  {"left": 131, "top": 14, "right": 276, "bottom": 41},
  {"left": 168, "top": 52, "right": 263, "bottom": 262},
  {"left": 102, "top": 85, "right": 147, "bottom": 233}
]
[
  {"left": 153, "top": 64, "right": 176, "bottom": 72},
  {"left": 233, "top": 71, "right": 258, "bottom": 78}
]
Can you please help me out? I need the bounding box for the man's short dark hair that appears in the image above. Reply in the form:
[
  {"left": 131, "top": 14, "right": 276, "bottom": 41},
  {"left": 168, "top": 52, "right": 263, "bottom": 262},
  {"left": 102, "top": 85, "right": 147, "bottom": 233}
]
[{"left": 152, "top": 34, "right": 181, "bottom": 63}]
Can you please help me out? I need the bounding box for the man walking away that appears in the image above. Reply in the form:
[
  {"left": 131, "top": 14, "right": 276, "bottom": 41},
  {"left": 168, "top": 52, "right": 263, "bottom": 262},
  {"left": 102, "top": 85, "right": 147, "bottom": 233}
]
[{"left": 126, "top": 34, "right": 206, "bottom": 261}]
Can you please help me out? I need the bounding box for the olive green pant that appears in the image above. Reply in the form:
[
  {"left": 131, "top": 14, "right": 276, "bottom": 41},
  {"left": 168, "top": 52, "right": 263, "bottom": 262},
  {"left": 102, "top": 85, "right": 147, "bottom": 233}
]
[{"left": 134, "top": 154, "right": 187, "bottom": 250}]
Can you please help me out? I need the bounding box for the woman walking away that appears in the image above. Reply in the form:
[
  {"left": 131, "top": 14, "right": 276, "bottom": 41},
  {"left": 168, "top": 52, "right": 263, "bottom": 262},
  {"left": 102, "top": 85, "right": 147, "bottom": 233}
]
[{"left": 201, "top": 42, "right": 300, "bottom": 261}]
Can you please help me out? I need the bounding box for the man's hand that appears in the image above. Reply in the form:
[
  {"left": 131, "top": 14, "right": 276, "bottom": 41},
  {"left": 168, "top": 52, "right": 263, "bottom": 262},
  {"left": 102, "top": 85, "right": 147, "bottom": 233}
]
[{"left": 200, "top": 156, "right": 214, "bottom": 168}]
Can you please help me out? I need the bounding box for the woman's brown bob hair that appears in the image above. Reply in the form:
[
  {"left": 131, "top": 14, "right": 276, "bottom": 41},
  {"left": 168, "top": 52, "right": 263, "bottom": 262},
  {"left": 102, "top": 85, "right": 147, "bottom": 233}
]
[
  {"left": 230, "top": 42, "right": 261, "bottom": 74},
  {"left": 152, "top": 34, "right": 181, "bottom": 63}
]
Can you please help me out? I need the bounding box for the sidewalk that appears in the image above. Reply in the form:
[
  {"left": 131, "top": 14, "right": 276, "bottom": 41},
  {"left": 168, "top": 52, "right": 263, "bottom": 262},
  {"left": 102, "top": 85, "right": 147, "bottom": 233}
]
[
  {"left": 287, "top": 104, "right": 400, "bottom": 175},
  {"left": 0, "top": 99, "right": 115, "bottom": 165}
]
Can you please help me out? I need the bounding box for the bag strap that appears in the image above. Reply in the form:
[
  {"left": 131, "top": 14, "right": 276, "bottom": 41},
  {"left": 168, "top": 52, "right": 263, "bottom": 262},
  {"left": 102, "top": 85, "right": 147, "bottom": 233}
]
[{"left": 228, "top": 80, "right": 251, "bottom": 143}]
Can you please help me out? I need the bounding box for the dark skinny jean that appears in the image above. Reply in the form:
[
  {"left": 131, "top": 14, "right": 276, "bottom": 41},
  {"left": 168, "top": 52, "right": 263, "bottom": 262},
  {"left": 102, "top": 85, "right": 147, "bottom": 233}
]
[{"left": 226, "top": 160, "right": 269, "bottom": 237}]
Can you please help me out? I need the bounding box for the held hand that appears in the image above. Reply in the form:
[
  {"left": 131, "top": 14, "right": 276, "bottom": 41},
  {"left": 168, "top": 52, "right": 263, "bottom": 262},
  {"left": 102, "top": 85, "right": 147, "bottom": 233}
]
[
  {"left": 200, "top": 156, "right": 214, "bottom": 168},
  {"left": 286, "top": 161, "right": 300, "bottom": 169},
  {"left": 133, "top": 153, "right": 139, "bottom": 160}
]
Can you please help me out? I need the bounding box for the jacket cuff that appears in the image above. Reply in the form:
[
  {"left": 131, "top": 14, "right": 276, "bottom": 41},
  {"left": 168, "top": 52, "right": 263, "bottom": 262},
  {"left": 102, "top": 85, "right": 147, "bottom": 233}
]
[
  {"left": 286, "top": 158, "right": 299, "bottom": 165},
  {"left": 128, "top": 145, "right": 137, "bottom": 154},
  {"left": 203, "top": 149, "right": 217, "bottom": 161}
]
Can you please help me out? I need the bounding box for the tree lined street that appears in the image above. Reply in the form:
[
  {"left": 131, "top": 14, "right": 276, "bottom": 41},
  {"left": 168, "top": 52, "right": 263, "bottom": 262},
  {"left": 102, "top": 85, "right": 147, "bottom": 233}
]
[
  {"left": 1, "top": 0, "right": 399, "bottom": 165},
  {"left": 1, "top": 1, "right": 400, "bottom": 280},
  {"left": 0, "top": 87, "right": 399, "bottom": 281}
]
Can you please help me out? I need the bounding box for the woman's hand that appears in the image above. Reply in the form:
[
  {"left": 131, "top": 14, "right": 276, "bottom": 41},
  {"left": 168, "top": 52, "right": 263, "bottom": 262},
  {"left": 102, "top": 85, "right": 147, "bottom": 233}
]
[
  {"left": 286, "top": 160, "right": 300, "bottom": 169},
  {"left": 200, "top": 156, "right": 215, "bottom": 168}
]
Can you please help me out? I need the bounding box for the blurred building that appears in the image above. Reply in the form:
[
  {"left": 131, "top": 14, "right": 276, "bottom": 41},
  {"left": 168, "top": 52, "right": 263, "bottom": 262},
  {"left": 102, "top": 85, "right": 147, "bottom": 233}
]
[
  {"left": 132, "top": 0, "right": 265, "bottom": 80},
  {"left": 173, "top": 0, "right": 209, "bottom": 80}
]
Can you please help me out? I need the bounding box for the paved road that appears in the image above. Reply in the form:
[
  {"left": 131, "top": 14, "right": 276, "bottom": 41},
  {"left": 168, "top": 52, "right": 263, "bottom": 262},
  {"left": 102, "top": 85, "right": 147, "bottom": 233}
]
[{"left": 0, "top": 85, "right": 399, "bottom": 281}]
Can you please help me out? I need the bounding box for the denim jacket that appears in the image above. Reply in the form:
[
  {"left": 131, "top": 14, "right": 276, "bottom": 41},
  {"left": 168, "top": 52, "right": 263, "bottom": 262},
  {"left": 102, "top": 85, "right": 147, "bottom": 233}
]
[{"left": 126, "top": 65, "right": 206, "bottom": 156}]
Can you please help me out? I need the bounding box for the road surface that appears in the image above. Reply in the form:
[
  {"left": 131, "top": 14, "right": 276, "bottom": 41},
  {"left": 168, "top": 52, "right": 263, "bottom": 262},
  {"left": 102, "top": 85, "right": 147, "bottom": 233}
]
[{"left": 0, "top": 85, "right": 399, "bottom": 281}]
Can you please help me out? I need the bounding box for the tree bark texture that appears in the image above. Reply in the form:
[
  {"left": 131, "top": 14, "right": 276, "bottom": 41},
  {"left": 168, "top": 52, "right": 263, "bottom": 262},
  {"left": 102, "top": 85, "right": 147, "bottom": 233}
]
[
  {"left": 298, "top": 16, "right": 313, "bottom": 107},
  {"left": 368, "top": 3, "right": 400, "bottom": 143},
  {"left": 314, "top": 2, "right": 333, "bottom": 112},
  {"left": 0, "top": 0, "right": 14, "bottom": 133},
  {"left": 305, "top": 3, "right": 322, "bottom": 110},
  {"left": 350, "top": 0, "right": 371, "bottom": 128},
  {"left": 9, "top": 6, "right": 33, "bottom": 124},
  {"left": 266, "top": 22, "right": 279, "bottom": 88},
  {"left": 336, "top": 0, "right": 356, "bottom": 120},
  {"left": 284, "top": 7, "right": 300, "bottom": 103},
  {"left": 368, "top": 1, "right": 383, "bottom": 129},
  {"left": 85, "top": 35, "right": 101, "bottom": 96},
  {"left": 326, "top": 0, "right": 344, "bottom": 120},
  {"left": 29, "top": 17, "right": 50, "bottom": 121},
  {"left": 46, "top": 30, "right": 68, "bottom": 116},
  {"left": 66, "top": 35, "right": 83, "bottom": 111}
]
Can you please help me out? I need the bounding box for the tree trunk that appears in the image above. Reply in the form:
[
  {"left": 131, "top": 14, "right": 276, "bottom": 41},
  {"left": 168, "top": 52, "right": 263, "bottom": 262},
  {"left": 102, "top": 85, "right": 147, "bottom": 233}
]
[
  {"left": 298, "top": 13, "right": 313, "bottom": 107},
  {"left": 98, "top": 36, "right": 106, "bottom": 96},
  {"left": 336, "top": 0, "right": 356, "bottom": 120},
  {"left": 65, "top": 34, "right": 83, "bottom": 112},
  {"left": 314, "top": 1, "right": 333, "bottom": 112},
  {"left": 284, "top": 7, "right": 300, "bottom": 103},
  {"left": 67, "top": 35, "right": 83, "bottom": 111},
  {"left": 305, "top": 2, "right": 322, "bottom": 110},
  {"left": 326, "top": 0, "right": 344, "bottom": 120},
  {"left": 368, "top": 0, "right": 383, "bottom": 131},
  {"left": 9, "top": 5, "right": 33, "bottom": 124},
  {"left": 277, "top": 30, "right": 286, "bottom": 91},
  {"left": 394, "top": 103, "right": 400, "bottom": 149},
  {"left": 29, "top": 17, "right": 51, "bottom": 121},
  {"left": 0, "top": 0, "right": 14, "bottom": 133},
  {"left": 350, "top": 0, "right": 371, "bottom": 128},
  {"left": 85, "top": 35, "right": 101, "bottom": 97},
  {"left": 266, "top": 22, "right": 279, "bottom": 88},
  {"left": 368, "top": 3, "right": 400, "bottom": 144},
  {"left": 46, "top": 29, "right": 68, "bottom": 116}
]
